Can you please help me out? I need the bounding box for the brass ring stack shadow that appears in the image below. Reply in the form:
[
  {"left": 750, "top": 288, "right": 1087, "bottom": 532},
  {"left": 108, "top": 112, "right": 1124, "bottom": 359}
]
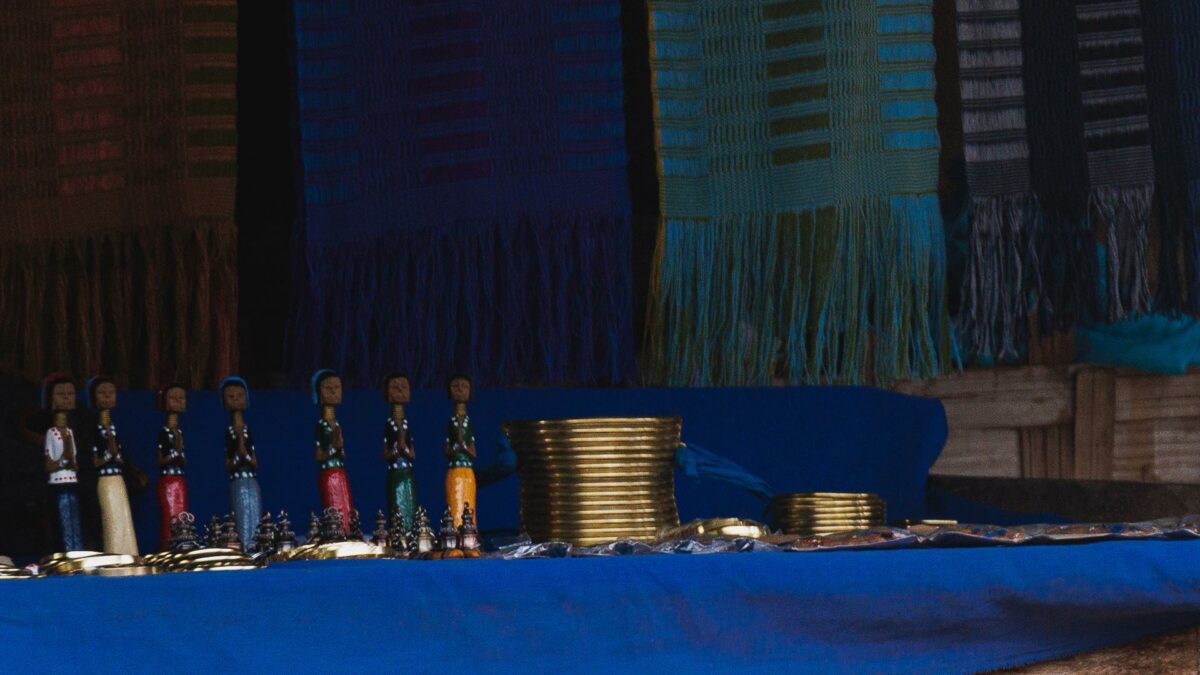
[
  {"left": 767, "top": 492, "right": 887, "bottom": 536},
  {"left": 503, "top": 417, "right": 682, "bottom": 546}
]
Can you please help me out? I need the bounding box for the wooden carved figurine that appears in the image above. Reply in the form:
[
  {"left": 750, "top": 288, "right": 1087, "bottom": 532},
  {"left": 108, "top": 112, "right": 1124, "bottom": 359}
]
[
  {"left": 87, "top": 376, "right": 138, "bottom": 555},
  {"left": 312, "top": 369, "right": 354, "bottom": 531},
  {"left": 42, "top": 374, "right": 83, "bottom": 552},
  {"left": 381, "top": 373, "right": 417, "bottom": 530},
  {"left": 221, "top": 376, "right": 261, "bottom": 549},
  {"left": 156, "top": 383, "right": 190, "bottom": 550},
  {"left": 444, "top": 374, "right": 477, "bottom": 529}
]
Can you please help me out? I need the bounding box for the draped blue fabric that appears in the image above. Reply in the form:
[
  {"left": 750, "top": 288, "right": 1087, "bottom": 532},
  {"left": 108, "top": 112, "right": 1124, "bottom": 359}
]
[
  {"left": 290, "top": 0, "right": 634, "bottom": 386},
  {"left": 5, "top": 543, "right": 1200, "bottom": 672}
]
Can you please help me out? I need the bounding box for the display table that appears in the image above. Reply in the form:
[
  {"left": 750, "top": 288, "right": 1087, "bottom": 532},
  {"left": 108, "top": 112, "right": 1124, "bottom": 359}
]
[{"left": 4, "top": 540, "right": 1200, "bottom": 673}]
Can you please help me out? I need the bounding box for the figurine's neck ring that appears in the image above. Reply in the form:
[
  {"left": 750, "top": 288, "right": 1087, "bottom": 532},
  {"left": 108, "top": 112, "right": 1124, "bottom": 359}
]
[
  {"left": 230, "top": 410, "right": 245, "bottom": 428},
  {"left": 98, "top": 409, "right": 112, "bottom": 427},
  {"left": 322, "top": 405, "right": 337, "bottom": 422},
  {"left": 454, "top": 402, "right": 468, "bottom": 416},
  {"left": 391, "top": 403, "right": 405, "bottom": 422},
  {"left": 166, "top": 412, "right": 179, "bottom": 428}
]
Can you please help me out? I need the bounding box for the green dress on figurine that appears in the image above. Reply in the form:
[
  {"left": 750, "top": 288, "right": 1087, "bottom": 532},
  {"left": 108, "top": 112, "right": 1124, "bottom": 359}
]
[{"left": 381, "top": 373, "right": 417, "bottom": 529}]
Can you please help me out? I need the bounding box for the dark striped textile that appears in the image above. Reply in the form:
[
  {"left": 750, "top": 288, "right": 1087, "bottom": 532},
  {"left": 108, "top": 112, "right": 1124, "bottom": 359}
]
[
  {"left": 1075, "top": 0, "right": 1154, "bottom": 320},
  {"left": 0, "top": 1, "right": 239, "bottom": 387},
  {"left": 956, "top": 0, "right": 1183, "bottom": 358},
  {"left": 955, "top": 0, "right": 1037, "bottom": 358},
  {"left": 1143, "top": 1, "right": 1200, "bottom": 313}
]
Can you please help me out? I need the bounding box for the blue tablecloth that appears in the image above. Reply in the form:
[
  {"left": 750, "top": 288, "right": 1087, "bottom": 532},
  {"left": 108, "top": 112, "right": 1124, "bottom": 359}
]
[{"left": 4, "top": 540, "right": 1200, "bottom": 673}]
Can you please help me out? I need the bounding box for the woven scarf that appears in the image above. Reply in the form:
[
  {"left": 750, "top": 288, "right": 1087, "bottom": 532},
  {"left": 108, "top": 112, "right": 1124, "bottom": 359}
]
[
  {"left": 290, "top": 0, "right": 634, "bottom": 387},
  {"left": 956, "top": 0, "right": 1188, "bottom": 357},
  {"left": 0, "top": 1, "right": 238, "bottom": 387},
  {"left": 1143, "top": 1, "right": 1200, "bottom": 314},
  {"left": 644, "top": 0, "right": 950, "bottom": 386}
]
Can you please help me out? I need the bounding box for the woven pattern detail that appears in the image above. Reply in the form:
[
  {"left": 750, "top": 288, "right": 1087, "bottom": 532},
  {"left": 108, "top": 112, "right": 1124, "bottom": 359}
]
[
  {"left": 290, "top": 0, "right": 634, "bottom": 387},
  {"left": 646, "top": 0, "right": 949, "bottom": 386},
  {"left": 955, "top": 0, "right": 1200, "bottom": 359},
  {"left": 0, "top": 0, "right": 238, "bottom": 387}
]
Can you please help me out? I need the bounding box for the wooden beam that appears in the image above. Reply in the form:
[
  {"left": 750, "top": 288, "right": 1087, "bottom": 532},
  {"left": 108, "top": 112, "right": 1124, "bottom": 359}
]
[
  {"left": 895, "top": 366, "right": 1073, "bottom": 429},
  {"left": 1115, "top": 371, "right": 1200, "bottom": 422},
  {"left": 1074, "top": 368, "right": 1116, "bottom": 480},
  {"left": 931, "top": 428, "right": 1021, "bottom": 477}
]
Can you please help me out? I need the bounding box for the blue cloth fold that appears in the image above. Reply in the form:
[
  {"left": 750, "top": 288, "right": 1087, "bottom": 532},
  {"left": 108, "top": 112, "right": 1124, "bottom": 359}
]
[
  {"left": 5, "top": 542, "right": 1200, "bottom": 672},
  {"left": 674, "top": 442, "right": 774, "bottom": 501}
]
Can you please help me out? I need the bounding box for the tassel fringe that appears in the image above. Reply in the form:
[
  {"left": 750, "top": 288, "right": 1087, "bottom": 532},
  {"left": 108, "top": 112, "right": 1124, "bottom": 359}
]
[
  {"left": 289, "top": 215, "right": 635, "bottom": 388},
  {"left": 644, "top": 196, "right": 950, "bottom": 387},
  {"left": 0, "top": 220, "right": 238, "bottom": 388}
]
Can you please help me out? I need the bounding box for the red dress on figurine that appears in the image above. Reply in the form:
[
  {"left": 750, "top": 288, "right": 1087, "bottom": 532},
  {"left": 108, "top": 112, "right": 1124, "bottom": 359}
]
[
  {"left": 157, "top": 425, "right": 189, "bottom": 549},
  {"left": 316, "top": 418, "right": 353, "bottom": 528}
]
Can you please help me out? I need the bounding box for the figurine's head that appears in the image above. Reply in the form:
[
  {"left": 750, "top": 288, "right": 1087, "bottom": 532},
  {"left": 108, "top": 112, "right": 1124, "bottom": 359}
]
[
  {"left": 382, "top": 372, "right": 411, "bottom": 405},
  {"left": 312, "top": 369, "right": 342, "bottom": 406},
  {"left": 86, "top": 375, "right": 117, "bottom": 411},
  {"left": 157, "top": 384, "right": 187, "bottom": 414},
  {"left": 220, "top": 376, "right": 249, "bottom": 412},
  {"left": 446, "top": 373, "right": 472, "bottom": 404},
  {"left": 41, "top": 373, "right": 76, "bottom": 412}
]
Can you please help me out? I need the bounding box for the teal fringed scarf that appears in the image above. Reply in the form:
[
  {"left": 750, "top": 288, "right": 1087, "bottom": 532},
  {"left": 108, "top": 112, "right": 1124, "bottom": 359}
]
[{"left": 645, "top": 0, "right": 951, "bottom": 386}]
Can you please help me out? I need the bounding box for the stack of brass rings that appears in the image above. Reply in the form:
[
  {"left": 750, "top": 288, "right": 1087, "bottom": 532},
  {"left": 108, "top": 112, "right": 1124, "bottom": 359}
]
[
  {"left": 768, "top": 492, "right": 887, "bottom": 536},
  {"left": 503, "top": 417, "right": 682, "bottom": 546}
]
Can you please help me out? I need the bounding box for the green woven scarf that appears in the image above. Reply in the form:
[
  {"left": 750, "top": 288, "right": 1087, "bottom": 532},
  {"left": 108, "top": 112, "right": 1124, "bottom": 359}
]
[{"left": 645, "top": 0, "right": 951, "bottom": 386}]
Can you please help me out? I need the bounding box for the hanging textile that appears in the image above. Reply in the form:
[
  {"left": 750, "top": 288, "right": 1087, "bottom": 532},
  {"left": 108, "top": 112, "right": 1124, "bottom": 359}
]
[
  {"left": 644, "top": 0, "right": 951, "bottom": 386},
  {"left": 290, "top": 0, "right": 634, "bottom": 387},
  {"left": 956, "top": 0, "right": 1199, "bottom": 358},
  {"left": 0, "top": 1, "right": 239, "bottom": 387},
  {"left": 1143, "top": 1, "right": 1200, "bottom": 315}
]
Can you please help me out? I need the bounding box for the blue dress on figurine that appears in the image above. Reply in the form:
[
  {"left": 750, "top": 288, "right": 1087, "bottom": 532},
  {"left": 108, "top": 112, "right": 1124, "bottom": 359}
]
[{"left": 221, "top": 377, "right": 262, "bottom": 549}]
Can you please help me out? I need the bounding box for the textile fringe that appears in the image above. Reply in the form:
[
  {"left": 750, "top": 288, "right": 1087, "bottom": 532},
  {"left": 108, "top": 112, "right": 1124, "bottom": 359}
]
[
  {"left": 959, "top": 194, "right": 1038, "bottom": 360},
  {"left": 0, "top": 220, "right": 238, "bottom": 388},
  {"left": 644, "top": 196, "right": 950, "bottom": 387},
  {"left": 1093, "top": 185, "right": 1154, "bottom": 321},
  {"left": 289, "top": 215, "right": 634, "bottom": 388}
]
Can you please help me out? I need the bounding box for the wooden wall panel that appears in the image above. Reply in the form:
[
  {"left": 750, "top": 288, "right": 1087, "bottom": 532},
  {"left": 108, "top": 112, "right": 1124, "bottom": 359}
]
[
  {"left": 1116, "top": 372, "right": 1200, "bottom": 422},
  {"left": 931, "top": 428, "right": 1021, "bottom": 477},
  {"left": 897, "top": 366, "right": 1200, "bottom": 484},
  {"left": 1114, "top": 418, "right": 1200, "bottom": 483},
  {"left": 894, "top": 367, "right": 1072, "bottom": 429},
  {"left": 1074, "top": 368, "right": 1115, "bottom": 479}
]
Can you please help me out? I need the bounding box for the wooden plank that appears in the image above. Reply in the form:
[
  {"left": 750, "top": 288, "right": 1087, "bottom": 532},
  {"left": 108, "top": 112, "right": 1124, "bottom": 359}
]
[
  {"left": 1115, "top": 418, "right": 1200, "bottom": 484},
  {"left": 1115, "top": 372, "right": 1200, "bottom": 422},
  {"left": 1074, "top": 368, "right": 1116, "bottom": 480},
  {"left": 1020, "top": 426, "right": 1073, "bottom": 479},
  {"left": 930, "top": 427, "right": 1021, "bottom": 477},
  {"left": 895, "top": 366, "right": 1072, "bottom": 429},
  {"left": 1026, "top": 312, "right": 1074, "bottom": 366}
]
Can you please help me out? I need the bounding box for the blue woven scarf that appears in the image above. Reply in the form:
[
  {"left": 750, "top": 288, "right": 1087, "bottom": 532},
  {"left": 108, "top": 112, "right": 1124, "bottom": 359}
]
[{"left": 290, "top": 0, "right": 634, "bottom": 386}]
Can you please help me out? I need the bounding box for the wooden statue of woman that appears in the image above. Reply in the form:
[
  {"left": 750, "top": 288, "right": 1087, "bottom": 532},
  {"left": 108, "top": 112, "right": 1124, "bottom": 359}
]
[
  {"left": 42, "top": 373, "right": 83, "bottom": 552},
  {"left": 312, "top": 369, "right": 354, "bottom": 530},
  {"left": 221, "top": 376, "right": 261, "bottom": 549},
  {"left": 381, "top": 373, "right": 417, "bottom": 530},
  {"left": 444, "top": 373, "right": 476, "bottom": 528},
  {"left": 87, "top": 376, "right": 138, "bottom": 555},
  {"left": 156, "top": 383, "right": 189, "bottom": 550}
]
